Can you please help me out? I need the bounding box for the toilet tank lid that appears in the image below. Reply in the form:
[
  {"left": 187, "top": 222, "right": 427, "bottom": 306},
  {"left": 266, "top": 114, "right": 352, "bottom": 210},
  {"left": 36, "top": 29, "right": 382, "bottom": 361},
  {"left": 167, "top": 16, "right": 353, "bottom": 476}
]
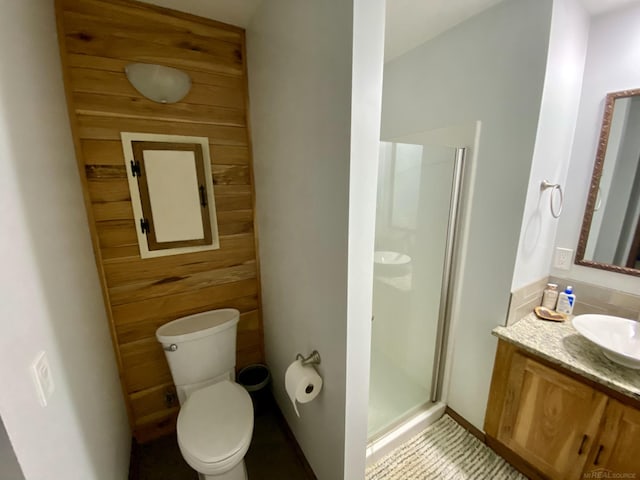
[{"left": 156, "top": 309, "right": 239, "bottom": 344}]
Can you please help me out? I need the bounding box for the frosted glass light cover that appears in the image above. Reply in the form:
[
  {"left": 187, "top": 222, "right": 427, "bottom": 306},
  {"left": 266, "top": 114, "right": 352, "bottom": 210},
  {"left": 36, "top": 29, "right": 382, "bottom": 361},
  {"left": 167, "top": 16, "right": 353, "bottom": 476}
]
[{"left": 125, "top": 63, "right": 192, "bottom": 104}]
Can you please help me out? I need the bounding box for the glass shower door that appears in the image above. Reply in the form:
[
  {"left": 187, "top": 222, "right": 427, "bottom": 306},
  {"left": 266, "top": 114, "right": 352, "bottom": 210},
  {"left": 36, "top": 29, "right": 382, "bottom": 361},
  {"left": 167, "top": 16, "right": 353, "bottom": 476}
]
[{"left": 368, "top": 141, "right": 462, "bottom": 440}]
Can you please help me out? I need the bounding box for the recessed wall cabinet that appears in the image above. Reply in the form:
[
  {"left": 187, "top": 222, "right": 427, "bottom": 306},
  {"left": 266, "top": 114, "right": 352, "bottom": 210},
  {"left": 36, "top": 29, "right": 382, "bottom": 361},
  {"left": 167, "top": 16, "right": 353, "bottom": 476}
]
[
  {"left": 121, "top": 133, "right": 219, "bottom": 258},
  {"left": 485, "top": 341, "right": 640, "bottom": 479}
]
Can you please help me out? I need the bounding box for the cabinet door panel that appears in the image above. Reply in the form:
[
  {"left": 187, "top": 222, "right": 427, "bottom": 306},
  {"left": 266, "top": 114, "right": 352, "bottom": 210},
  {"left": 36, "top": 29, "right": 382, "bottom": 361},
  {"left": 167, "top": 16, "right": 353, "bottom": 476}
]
[
  {"left": 584, "top": 399, "right": 640, "bottom": 477},
  {"left": 133, "top": 141, "right": 213, "bottom": 250},
  {"left": 498, "top": 353, "right": 607, "bottom": 479}
]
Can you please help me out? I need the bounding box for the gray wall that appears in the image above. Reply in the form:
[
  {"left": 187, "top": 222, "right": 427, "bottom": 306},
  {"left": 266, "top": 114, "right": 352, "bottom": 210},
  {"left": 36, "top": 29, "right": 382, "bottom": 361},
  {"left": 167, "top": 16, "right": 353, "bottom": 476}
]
[
  {"left": 0, "top": 2, "right": 131, "bottom": 478},
  {"left": 382, "top": 0, "right": 553, "bottom": 428},
  {"left": 247, "top": 1, "right": 385, "bottom": 478},
  {"left": 0, "top": 418, "right": 24, "bottom": 480}
]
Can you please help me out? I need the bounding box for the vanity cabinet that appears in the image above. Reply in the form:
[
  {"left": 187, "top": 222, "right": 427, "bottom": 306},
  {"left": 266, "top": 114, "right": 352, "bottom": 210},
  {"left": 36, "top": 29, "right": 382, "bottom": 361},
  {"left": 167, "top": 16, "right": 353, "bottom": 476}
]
[
  {"left": 493, "top": 348, "right": 606, "bottom": 478},
  {"left": 586, "top": 399, "right": 640, "bottom": 475},
  {"left": 485, "top": 340, "right": 640, "bottom": 479}
]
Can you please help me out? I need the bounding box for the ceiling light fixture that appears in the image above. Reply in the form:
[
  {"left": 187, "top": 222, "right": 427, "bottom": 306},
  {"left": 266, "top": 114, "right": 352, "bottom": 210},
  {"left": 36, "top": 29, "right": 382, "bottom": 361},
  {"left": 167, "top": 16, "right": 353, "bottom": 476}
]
[{"left": 124, "top": 63, "right": 192, "bottom": 104}]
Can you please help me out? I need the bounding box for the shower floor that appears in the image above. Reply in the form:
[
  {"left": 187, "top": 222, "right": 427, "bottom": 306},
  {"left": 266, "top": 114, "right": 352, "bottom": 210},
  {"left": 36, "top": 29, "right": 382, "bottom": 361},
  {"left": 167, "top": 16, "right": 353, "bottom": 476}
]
[{"left": 368, "top": 347, "right": 430, "bottom": 439}]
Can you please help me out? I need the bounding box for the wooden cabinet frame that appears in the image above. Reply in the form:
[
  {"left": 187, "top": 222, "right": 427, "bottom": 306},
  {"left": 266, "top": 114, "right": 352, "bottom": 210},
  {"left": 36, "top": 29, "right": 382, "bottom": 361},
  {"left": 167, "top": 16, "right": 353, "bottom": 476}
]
[{"left": 121, "top": 132, "right": 220, "bottom": 259}]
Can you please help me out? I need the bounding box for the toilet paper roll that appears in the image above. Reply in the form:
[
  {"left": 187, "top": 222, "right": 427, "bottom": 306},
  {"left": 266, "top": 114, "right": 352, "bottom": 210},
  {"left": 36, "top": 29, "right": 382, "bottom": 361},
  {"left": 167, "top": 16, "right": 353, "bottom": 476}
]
[{"left": 285, "top": 359, "right": 323, "bottom": 417}]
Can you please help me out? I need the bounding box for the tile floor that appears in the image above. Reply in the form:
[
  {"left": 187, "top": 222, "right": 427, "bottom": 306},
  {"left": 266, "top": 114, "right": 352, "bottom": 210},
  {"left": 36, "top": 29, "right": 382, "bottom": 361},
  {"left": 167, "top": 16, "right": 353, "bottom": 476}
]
[{"left": 129, "top": 392, "right": 315, "bottom": 480}]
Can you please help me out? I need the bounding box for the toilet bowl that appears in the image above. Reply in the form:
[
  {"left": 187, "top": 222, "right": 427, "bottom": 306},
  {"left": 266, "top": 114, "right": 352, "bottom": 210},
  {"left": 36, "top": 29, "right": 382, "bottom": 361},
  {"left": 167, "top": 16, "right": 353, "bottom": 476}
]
[
  {"left": 178, "top": 380, "right": 253, "bottom": 479},
  {"left": 156, "top": 309, "right": 254, "bottom": 480}
]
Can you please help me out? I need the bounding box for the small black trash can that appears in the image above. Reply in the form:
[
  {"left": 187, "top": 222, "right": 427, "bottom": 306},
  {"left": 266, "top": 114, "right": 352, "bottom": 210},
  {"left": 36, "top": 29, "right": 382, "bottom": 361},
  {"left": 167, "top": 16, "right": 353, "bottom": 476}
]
[{"left": 237, "top": 364, "right": 271, "bottom": 415}]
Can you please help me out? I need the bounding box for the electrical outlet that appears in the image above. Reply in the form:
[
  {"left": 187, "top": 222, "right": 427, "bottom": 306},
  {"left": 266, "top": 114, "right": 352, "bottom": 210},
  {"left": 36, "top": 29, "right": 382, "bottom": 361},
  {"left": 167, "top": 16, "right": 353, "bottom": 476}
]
[
  {"left": 554, "top": 247, "right": 573, "bottom": 270},
  {"left": 31, "top": 351, "right": 54, "bottom": 407}
]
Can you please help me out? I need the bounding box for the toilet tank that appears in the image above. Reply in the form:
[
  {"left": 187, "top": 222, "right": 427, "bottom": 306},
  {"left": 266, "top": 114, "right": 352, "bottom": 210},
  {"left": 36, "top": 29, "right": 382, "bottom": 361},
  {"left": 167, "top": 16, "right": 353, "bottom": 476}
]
[{"left": 156, "top": 309, "right": 240, "bottom": 392}]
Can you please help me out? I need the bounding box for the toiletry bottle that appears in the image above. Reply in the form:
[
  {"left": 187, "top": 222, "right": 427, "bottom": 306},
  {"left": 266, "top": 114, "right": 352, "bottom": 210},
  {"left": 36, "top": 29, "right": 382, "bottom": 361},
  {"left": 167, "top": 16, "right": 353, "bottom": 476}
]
[
  {"left": 541, "top": 283, "right": 559, "bottom": 310},
  {"left": 556, "top": 286, "right": 576, "bottom": 315}
]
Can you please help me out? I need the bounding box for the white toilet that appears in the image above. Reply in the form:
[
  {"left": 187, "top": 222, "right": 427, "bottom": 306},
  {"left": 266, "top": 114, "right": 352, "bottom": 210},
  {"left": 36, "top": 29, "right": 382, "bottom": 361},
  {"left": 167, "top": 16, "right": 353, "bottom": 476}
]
[{"left": 156, "top": 308, "right": 254, "bottom": 480}]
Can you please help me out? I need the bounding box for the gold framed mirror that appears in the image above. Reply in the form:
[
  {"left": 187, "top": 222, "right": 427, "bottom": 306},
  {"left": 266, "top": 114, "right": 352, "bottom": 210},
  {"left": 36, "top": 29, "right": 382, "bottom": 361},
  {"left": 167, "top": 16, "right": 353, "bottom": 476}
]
[{"left": 575, "top": 88, "right": 640, "bottom": 277}]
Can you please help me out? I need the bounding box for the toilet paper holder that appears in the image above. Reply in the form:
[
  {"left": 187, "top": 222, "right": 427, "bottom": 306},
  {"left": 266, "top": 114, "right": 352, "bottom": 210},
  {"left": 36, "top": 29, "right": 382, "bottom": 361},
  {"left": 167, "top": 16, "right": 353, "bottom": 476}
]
[{"left": 296, "top": 350, "right": 321, "bottom": 366}]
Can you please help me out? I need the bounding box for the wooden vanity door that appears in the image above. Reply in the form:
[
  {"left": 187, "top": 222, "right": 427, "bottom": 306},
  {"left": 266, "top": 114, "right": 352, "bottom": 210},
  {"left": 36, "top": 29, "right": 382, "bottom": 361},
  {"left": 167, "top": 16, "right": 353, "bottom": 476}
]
[
  {"left": 583, "top": 399, "right": 640, "bottom": 477},
  {"left": 497, "top": 352, "right": 607, "bottom": 479}
]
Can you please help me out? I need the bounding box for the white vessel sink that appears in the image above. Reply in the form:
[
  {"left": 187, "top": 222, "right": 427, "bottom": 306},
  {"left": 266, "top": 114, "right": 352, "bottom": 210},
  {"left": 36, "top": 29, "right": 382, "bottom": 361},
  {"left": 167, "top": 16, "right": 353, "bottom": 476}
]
[{"left": 572, "top": 314, "right": 640, "bottom": 369}]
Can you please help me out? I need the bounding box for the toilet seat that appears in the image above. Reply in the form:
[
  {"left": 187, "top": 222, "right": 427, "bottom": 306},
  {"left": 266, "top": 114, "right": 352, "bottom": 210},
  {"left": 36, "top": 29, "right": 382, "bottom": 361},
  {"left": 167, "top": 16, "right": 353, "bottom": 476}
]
[{"left": 177, "top": 380, "right": 253, "bottom": 475}]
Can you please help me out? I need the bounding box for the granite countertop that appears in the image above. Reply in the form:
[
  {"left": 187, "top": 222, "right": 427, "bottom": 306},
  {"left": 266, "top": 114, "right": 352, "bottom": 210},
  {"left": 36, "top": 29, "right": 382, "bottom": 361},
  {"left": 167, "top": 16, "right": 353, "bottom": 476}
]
[{"left": 493, "top": 313, "right": 640, "bottom": 401}]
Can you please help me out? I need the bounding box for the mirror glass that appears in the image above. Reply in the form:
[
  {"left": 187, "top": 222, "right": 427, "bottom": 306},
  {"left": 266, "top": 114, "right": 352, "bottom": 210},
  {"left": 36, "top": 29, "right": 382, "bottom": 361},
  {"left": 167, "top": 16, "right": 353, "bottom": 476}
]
[{"left": 576, "top": 89, "right": 640, "bottom": 276}]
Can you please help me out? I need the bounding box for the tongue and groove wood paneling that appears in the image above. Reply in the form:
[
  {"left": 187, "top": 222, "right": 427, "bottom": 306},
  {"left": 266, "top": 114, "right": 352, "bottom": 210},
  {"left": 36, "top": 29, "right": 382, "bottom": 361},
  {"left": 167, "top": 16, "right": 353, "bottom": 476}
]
[{"left": 55, "top": 0, "right": 263, "bottom": 442}]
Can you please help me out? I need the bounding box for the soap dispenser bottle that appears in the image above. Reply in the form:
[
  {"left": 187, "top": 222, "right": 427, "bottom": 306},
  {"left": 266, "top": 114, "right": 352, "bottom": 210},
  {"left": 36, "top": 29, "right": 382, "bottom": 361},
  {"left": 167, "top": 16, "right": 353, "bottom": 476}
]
[
  {"left": 541, "top": 283, "right": 559, "bottom": 310},
  {"left": 556, "top": 286, "right": 576, "bottom": 315}
]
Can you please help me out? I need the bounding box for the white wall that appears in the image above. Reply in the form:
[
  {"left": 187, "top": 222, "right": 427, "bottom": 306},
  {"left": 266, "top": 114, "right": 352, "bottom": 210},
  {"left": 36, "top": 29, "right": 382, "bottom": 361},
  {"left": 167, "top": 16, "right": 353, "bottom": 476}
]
[
  {"left": 344, "top": 0, "right": 385, "bottom": 477},
  {"left": 382, "top": 0, "right": 553, "bottom": 429},
  {"left": 552, "top": 2, "right": 640, "bottom": 293},
  {"left": 247, "top": 1, "right": 385, "bottom": 478},
  {"left": 512, "top": 0, "right": 590, "bottom": 290},
  {"left": 0, "top": 2, "right": 131, "bottom": 479}
]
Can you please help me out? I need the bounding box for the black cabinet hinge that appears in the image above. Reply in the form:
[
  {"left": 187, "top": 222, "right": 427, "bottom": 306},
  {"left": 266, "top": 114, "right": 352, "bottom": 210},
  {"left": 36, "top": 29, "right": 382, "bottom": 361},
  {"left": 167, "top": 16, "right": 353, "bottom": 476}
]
[
  {"left": 140, "top": 218, "right": 150, "bottom": 235},
  {"left": 130, "top": 160, "right": 141, "bottom": 177},
  {"left": 199, "top": 185, "right": 208, "bottom": 207}
]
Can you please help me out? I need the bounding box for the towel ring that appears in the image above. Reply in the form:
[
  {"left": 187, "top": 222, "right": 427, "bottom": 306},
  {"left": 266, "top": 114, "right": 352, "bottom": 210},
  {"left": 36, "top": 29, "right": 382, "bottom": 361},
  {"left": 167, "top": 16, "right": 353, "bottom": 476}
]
[{"left": 541, "top": 180, "right": 563, "bottom": 218}]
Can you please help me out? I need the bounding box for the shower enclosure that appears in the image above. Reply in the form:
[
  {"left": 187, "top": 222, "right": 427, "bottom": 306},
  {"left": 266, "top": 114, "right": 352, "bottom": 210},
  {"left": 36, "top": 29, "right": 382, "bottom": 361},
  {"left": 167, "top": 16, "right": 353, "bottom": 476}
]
[{"left": 368, "top": 139, "right": 465, "bottom": 443}]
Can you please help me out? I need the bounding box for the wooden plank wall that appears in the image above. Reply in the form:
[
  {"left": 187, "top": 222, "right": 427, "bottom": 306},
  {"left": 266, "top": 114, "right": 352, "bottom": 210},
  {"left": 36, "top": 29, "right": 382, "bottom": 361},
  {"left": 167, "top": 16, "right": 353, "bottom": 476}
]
[{"left": 55, "top": 0, "right": 263, "bottom": 442}]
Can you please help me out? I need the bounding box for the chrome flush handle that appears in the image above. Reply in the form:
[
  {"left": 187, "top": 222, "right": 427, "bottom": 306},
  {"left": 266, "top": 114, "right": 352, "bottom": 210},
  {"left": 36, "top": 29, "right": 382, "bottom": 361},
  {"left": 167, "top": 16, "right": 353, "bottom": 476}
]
[{"left": 163, "top": 344, "right": 178, "bottom": 352}]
